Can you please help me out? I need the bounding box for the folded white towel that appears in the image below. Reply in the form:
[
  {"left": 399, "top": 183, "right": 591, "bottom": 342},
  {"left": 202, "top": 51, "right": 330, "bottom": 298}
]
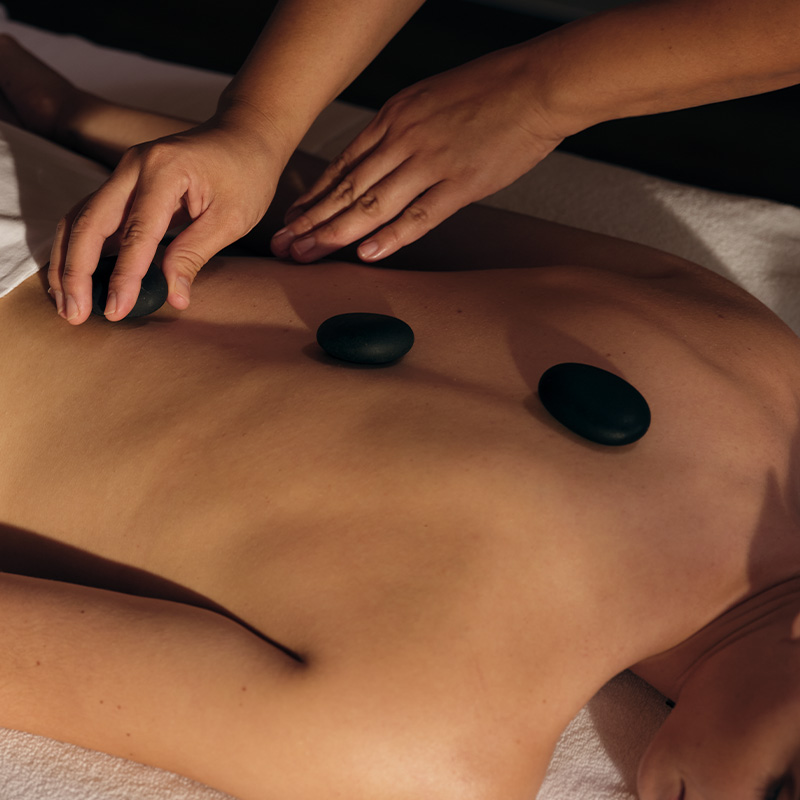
[
  {"left": 482, "top": 151, "right": 800, "bottom": 333},
  {"left": 0, "top": 727, "right": 232, "bottom": 800},
  {"left": 0, "top": 121, "right": 109, "bottom": 295}
]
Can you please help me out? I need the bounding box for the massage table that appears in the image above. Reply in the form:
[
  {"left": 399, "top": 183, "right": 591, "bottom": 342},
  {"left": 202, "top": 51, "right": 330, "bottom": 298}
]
[{"left": 1, "top": 7, "right": 799, "bottom": 798}]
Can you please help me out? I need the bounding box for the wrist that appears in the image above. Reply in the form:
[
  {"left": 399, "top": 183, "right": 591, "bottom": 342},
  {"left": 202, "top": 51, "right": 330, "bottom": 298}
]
[
  {"left": 516, "top": 27, "right": 621, "bottom": 141},
  {"left": 213, "top": 91, "right": 300, "bottom": 168},
  {"left": 55, "top": 90, "right": 118, "bottom": 156}
]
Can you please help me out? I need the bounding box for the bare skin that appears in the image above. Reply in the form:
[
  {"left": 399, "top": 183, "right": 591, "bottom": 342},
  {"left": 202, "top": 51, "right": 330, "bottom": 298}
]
[
  {"left": 28, "top": 0, "right": 800, "bottom": 325},
  {"left": 2, "top": 39, "right": 800, "bottom": 800},
  {"left": 275, "top": 0, "right": 800, "bottom": 265}
]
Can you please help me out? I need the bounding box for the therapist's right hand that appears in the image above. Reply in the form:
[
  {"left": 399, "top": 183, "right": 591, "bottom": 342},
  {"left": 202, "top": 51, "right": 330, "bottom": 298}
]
[{"left": 48, "top": 118, "right": 282, "bottom": 324}]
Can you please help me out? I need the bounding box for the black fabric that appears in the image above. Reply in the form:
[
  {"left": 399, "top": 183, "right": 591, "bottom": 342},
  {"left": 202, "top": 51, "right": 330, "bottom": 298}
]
[{"left": 5, "top": 0, "right": 798, "bottom": 205}]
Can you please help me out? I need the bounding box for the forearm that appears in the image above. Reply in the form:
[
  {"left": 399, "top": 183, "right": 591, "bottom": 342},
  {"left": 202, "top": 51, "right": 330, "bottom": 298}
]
[
  {"left": 59, "top": 98, "right": 195, "bottom": 167},
  {"left": 216, "top": 0, "right": 426, "bottom": 159},
  {"left": 526, "top": 0, "right": 800, "bottom": 135}
]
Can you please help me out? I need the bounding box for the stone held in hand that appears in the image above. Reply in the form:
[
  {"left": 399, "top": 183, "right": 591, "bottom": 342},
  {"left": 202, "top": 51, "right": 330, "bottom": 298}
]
[
  {"left": 316, "top": 312, "right": 415, "bottom": 365},
  {"left": 91, "top": 256, "right": 168, "bottom": 319},
  {"left": 538, "top": 362, "right": 651, "bottom": 446}
]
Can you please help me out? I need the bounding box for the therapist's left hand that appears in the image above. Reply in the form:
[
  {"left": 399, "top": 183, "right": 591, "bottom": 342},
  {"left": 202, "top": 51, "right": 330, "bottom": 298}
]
[{"left": 270, "top": 43, "right": 566, "bottom": 263}]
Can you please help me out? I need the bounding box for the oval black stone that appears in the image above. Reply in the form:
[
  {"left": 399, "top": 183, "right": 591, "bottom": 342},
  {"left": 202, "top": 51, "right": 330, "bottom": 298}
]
[
  {"left": 316, "top": 312, "right": 414, "bottom": 365},
  {"left": 91, "top": 256, "right": 168, "bottom": 319},
  {"left": 538, "top": 362, "right": 650, "bottom": 446}
]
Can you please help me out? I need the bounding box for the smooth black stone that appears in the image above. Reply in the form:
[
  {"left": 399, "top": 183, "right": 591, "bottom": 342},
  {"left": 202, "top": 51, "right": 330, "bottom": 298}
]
[
  {"left": 91, "top": 256, "right": 168, "bottom": 319},
  {"left": 538, "top": 362, "right": 650, "bottom": 446},
  {"left": 316, "top": 312, "right": 414, "bottom": 365}
]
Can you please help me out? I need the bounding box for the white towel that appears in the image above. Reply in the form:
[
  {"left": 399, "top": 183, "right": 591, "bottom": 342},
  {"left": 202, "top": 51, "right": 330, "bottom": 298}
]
[
  {"left": 0, "top": 121, "right": 108, "bottom": 295},
  {"left": 0, "top": 727, "right": 231, "bottom": 799}
]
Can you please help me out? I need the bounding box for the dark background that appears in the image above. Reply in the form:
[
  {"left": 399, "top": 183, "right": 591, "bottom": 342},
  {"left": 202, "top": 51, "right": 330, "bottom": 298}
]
[{"left": 4, "top": 0, "right": 798, "bottom": 205}]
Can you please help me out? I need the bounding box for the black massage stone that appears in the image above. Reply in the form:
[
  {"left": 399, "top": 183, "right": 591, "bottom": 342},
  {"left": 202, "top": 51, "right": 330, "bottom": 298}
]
[
  {"left": 316, "top": 312, "right": 414, "bottom": 365},
  {"left": 538, "top": 362, "right": 650, "bottom": 446},
  {"left": 91, "top": 256, "right": 168, "bottom": 319}
]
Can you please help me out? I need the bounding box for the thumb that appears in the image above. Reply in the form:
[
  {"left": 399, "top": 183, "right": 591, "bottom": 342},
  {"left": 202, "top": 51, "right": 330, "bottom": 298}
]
[{"left": 161, "top": 213, "right": 236, "bottom": 310}]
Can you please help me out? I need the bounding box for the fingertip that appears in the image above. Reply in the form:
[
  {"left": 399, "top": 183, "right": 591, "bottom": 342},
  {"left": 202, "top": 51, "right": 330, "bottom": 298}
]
[
  {"left": 103, "top": 290, "right": 117, "bottom": 318},
  {"left": 168, "top": 293, "right": 190, "bottom": 311},
  {"left": 103, "top": 287, "right": 144, "bottom": 322},
  {"left": 103, "top": 291, "right": 136, "bottom": 322},
  {"left": 357, "top": 240, "right": 381, "bottom": 261},
  {"left": 167, "top": 275, "right": 192, "bottom": 310},
  {"left": 289, "top": 236, "right": 317, "bottom": 262},
  {"left": 64, "top": 293, "right": 80, "bottom": 322},
  {"left": 357, "top": 239, "right": 393, "bottom": 262},
  {"left": 63, "top": 294, "right": 91, "bottom": 325},
  {"left": 51, "top": 288, "right": 65, "bottom": 317},
  {"left": 271, "top": 227, "right": 295, "bottom": 257}
]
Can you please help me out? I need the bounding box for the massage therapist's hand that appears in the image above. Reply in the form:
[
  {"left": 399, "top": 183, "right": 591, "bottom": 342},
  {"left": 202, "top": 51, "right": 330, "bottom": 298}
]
[
  {"left": 271, "top": 45, "right": 566, "bottom": 264},
  {"left": 48, "top": 117, "right": 284, "bottom": 324}
]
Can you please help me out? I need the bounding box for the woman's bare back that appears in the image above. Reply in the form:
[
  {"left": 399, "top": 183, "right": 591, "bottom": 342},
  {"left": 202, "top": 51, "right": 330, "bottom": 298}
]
[
  {"left": 1, "top": 254, "right": 799, "bottom": 799},
  {"left": 3, "top": 253, "right": 799, "bottom": 642}
]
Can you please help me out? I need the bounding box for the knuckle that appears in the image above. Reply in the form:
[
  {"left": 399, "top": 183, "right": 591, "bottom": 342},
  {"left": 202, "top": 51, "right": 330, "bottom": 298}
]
[
  {"left": 330, "top": 152, "right": 353, "bottom": 175},
  {"left": 313, "top": 215, "right": 356, "bottom": 249},
  {"left": 313, "top": 219, "right": 343, "bottom": 246},
  {"left": 356, "top": 193, "right": 381, "bottom": 215},
  {"left": 69, "top": 206, "right": 99, "bottom": 236},
  {"left": 380, "top": 92, "right": 416, "bottom": 126},
  {"left": 169, "top": 247, "right": 206, "bottom": 276},
  {"left": 60, "top": 262, "right": 85, "bottom": 285},
  {"left": 122, "top": 140, "right": 176, "bottom": 172},
  {"left": 135, "top": 140, "right": 170, "bottom": 162},
  {"left": 332, "top": 179, "right": 356, "bottom": 205},
  {"left": 378, "top": 93, "right": 405, "bottom": 119},
  {"left": 105, "top": 263, "right": 140, "bottom": 283},
  {"left": 404, "top": 203, "right": 430, "bottom": 227},
  {"left": 118, "top": 145, "right": 144, "bottom": 168},
  {"left": 120, "top": 219, "right": 157, "bottom": 248}
]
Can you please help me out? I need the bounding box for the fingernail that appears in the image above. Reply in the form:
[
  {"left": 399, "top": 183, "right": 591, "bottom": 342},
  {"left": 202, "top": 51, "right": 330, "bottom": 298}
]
[
  {"left": 104, "top": 291, "right": 117, "bottom": 317},
  {"left": 65, "top": 295, "right": 79, "bottom": 321},
  {"left": 292, "top": 237, "right": 315, "bottom": 258},
  {"left": 358, "top": 240, "right": 380, "bottom": 260},
  {"left": 53, "top": 290, "right": 64, "bottom": 316},
  {"left": 271, "top": 227, "right": 295, "bottom": 251},
  {"left": 173, "top": 276, "right": 191, "bottom": 309}
]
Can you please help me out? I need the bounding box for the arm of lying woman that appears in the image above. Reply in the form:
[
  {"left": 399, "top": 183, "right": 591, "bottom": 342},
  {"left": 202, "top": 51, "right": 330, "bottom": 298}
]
[{"left": 272, "top": 0, "right": 800, "bottom": 264}]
